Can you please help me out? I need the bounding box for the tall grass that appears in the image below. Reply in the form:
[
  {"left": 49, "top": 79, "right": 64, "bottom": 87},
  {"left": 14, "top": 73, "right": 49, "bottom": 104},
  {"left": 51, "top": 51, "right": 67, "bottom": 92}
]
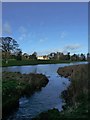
[{"left": 58, "top": 64, "right": 88, "bottom": 105}]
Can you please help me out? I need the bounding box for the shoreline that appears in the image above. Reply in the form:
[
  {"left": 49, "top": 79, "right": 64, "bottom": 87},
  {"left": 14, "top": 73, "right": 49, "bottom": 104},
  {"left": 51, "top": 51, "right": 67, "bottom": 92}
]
[
  {"left": 33, "top": 64, "right": 88, "bottom": 119},
  {"left": 2, "top": 60, "right": 87, "bottom": 67},
  {"left": 2, "top": 72, "right": 49, "bottom": 119}
]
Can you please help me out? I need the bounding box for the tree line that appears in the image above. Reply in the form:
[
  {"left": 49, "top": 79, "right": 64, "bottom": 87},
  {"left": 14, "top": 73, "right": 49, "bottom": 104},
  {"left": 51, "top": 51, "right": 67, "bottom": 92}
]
[{"left": 0, "top": 37, "right": 89, "bottom": 63}]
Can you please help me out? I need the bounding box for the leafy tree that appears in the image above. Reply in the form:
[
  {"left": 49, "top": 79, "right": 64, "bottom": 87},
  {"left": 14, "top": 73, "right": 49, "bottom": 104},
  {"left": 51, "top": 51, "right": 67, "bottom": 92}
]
[
  {"left": 71, "top": 54, "right": 79, "bottom": 61},
  {"left": 15, "top": 49, "right": 22, "bottom": 60},
  {"left": 29, "top": 52, "right": 37, "bottom": 60},
  {"left": 23, "top": 53, "right": 29, "bottom": 59},
  {"left": 64, "top": 52, "right": 71, "bottom": 60},
  {"left": 48, "top": 52, "right": 56, "bottom": 59},
  {"left": 0, "top": 37, "right": 19, "bottom": 63},
  {"left": 80, "top": 53, "right": 86, "bottom": 61},
  {"left": 33, "top": 52, "right": 37, "bottom": 57},
  {"left": 67, "top": 52, "right": 70, "bottom": 60}
]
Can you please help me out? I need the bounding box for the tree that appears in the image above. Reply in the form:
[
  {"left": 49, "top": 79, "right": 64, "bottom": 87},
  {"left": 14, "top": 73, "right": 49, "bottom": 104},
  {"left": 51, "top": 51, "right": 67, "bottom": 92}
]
[
  {"left": 80, "top": 53, "right": 86, "bottom": 61},
  {"left": 23, "top": 53, "right": 29, "bottom": 59},
  {"left": 87, "top": 53, "right": 90, "bottom": 61},
  {"left": 33, "top": 52, "right": 37, "bottom": 57},
  {"left": 29, "top": 52, "right": 37, "bottom": 60},
  {"left": 67, "top": 52, "right": 70, "bottom": 60},
  {"left": 0, "top": 37, "right": 19, "bottom": 63},
  {"left": 64, "top": 52, "right": 70, "bottom": 60},
  {"left": 48, "top": 52, "right": 56, "bottom": 59},
  {"left": 71, "top": 54, "right": 78, "bottom": 61},
  {"left": 15, "top": 49, "right": 22, "bottom": 60}
]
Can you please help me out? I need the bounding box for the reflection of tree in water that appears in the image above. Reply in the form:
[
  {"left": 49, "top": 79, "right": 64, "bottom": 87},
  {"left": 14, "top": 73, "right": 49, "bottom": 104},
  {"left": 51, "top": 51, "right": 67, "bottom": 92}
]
[{"left": 32, "top": 66, "right": 37, "bottom": 74}]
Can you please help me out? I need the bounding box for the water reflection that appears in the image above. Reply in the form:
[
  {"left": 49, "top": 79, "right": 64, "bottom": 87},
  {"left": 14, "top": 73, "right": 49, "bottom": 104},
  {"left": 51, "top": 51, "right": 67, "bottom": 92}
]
[{"left": 3, "top": 62, "right": 87, "bottom": 120}]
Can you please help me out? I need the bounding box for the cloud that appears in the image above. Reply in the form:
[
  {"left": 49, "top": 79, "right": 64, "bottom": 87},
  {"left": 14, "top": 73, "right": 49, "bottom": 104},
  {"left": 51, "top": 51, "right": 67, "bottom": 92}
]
[
  {"left": 3, "top": 22, "right": 12, "bottom": 34},
  {"left": 37, "top": 48, "right": 62, "bottom": 56},
  {"left": 18, "top": 34, "right": 32, "bottom": 43},
  {"left": 18, "top": 26, "right": 30, "bottom": 41},
  {"left": 65, "top": 44, "right": 81, "bottom": 50},
  {"left": 39, "top": 39, "right": 45, "bottom": 42},
  {"left": 62, "top": 44, "right": 81, "bottom": 53},
  {"left": 19, "top": 26, "right": 27, "bottom": 34},
  {"left": 37, "top": 50, "right": 52, "bottom": 56},
  {"left": 18, "top": 34, "right": 26, "bottom": 41},
  {"left": 60, "top": 31, "right": 67, "bottom": 39},
  {"left": 39, "top": 37, "right": 48, "bottom": 43},
  {"left": 37, "top": 44, "right": 81, "bottom": 55}
]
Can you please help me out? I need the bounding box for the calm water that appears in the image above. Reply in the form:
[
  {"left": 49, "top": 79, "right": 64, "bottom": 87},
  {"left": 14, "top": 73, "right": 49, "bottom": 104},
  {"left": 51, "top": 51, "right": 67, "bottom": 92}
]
[{"left": 3, "top": 62, "right": 87, "bottom": 120}]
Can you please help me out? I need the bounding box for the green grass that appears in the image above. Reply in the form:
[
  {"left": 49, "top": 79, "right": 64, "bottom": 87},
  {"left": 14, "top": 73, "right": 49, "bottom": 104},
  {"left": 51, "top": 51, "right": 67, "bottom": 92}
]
[
  {"left": 2, "top": 79, "right": 19, "bottom": 116},
  {"left": 2, "top": 72, "right": 49, "bottom": 118},
  {"left": 2, "top": 59, "right": 86, "bottom": 67}
]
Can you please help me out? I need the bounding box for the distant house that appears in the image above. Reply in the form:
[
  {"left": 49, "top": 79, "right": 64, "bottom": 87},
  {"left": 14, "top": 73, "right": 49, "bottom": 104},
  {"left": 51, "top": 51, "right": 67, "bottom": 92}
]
[{"left": 37, "top": 56, "right": 49, "bottom": 60}]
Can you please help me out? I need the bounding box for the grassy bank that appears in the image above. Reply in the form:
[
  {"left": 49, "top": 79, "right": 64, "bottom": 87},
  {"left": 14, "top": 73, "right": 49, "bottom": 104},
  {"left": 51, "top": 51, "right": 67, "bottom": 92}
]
[
  {"left": 2, "top": 59, "right": 86, "bottom": 67},
  {"left": 57, "top": 64, "right": 88, "bottom": 118},
  {"left": 2, "top": 72, "right": 49, "bottom": 118},
  {"left": 33, "top": 64, "right": 88, "bottom": 120},
  {"left": 57, "top": 64, "right": 88, "bottom": 106}
]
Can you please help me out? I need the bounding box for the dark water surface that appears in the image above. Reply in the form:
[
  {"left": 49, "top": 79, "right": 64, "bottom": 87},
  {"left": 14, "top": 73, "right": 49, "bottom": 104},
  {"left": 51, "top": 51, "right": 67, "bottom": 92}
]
[{"left": 2, "top": 62, "right": 87, "bottom": 120}]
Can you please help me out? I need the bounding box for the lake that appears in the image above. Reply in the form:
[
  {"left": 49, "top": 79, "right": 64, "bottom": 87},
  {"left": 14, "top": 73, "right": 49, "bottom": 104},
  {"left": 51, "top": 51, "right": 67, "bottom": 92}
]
[{"left": 2, "top": 62, "right": 87, "bottom": 120}]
